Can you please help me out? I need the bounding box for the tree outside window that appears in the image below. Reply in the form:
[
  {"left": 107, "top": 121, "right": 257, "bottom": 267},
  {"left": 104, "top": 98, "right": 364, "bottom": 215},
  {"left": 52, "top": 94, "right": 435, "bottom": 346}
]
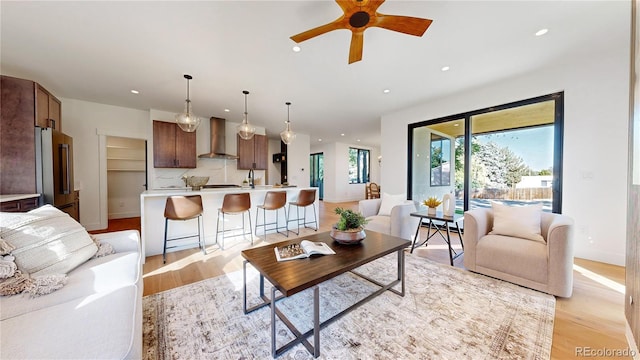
[
  {"left": 349, "top": 148, "right": 370, "bottom": 184},
  {"left": 430, "top": 134, "right": 450, "bottom": 186}
]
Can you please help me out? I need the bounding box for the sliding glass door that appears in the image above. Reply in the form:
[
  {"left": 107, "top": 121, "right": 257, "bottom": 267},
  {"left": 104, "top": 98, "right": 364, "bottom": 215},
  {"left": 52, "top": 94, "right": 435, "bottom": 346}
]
[{"left": 408, "top": 92, "right": 563, "bottom": 214}]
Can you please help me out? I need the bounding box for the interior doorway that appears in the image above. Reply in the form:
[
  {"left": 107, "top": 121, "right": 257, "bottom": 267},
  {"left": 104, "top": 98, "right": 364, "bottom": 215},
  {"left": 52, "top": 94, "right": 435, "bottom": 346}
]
[
  {"left": 106, "top": 136, "right": 147, "bottom": 219},
  {"left": 310, "top": 152, "right": 324, "bottom": 200}
]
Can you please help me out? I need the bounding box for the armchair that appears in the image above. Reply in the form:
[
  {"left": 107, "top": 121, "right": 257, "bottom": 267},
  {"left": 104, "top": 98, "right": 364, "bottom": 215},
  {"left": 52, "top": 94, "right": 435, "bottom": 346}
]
[
  {"left": 359, "top": 198, "right": 418, "bottom": 241},
  {"left": 463, "top": 207, "right": 575, "bottom": 297}
]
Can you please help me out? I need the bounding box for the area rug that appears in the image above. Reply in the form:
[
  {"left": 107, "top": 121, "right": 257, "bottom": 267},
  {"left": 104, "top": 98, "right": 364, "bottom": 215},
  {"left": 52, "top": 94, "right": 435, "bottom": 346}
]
[{"left": 143, "top": 253, "right": 555, "bottom": 359}]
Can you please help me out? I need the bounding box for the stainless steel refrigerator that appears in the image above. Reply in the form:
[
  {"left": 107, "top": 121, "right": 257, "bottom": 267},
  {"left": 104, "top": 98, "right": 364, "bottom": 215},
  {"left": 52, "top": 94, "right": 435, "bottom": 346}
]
[{"left": 35, "top": 127, "right": 77, "bottom": 219}]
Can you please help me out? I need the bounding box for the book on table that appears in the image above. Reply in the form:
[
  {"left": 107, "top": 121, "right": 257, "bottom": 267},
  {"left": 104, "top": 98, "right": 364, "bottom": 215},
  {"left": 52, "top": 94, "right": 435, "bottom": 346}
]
[{"left": 274, "top": 240, "right": 336, "bottom": 262}]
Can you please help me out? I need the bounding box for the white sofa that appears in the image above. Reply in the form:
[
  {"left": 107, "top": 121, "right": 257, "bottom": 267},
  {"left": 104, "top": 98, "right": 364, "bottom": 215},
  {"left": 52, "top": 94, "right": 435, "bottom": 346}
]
[
  {"left": 0, "top": 230, "right": 143, "bottom": 359},
  {"left": 359, "top": 198, "right": 419, "bottom": 241}
]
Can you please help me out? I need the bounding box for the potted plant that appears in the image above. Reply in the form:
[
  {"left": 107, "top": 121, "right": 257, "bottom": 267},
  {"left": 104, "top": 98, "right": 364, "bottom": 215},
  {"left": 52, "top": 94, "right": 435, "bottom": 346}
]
[
  {"left": 330, "top": 207, "right": 368, "bottom": 244},
  {"left": 423, "top": 196, "right": 442, "bottom": 215}
]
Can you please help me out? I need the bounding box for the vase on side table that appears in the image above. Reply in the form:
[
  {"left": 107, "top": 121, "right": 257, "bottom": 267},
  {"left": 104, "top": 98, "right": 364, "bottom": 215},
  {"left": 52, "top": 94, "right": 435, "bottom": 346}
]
[{"left": 427, "top": 207, "right": 436, "bottom": 215}]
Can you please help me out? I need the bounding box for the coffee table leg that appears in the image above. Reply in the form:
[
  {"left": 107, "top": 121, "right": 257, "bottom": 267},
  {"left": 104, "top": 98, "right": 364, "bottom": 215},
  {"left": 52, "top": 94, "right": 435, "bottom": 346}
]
[
  {"left": 398, "top": 249, "right": 405, "bottom": 296},
  {"left": 271, "top": 286, "right": 276, "bottom": 357},
  {"left": 314, "top": 286, "right": 320, "bottom": 358}
]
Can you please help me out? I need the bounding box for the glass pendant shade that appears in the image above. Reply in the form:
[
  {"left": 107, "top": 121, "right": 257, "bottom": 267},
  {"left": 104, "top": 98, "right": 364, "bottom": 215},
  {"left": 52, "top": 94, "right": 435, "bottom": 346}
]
[
  {"left": 175, "top": 74, "right": 201, "bottom": 133},
  {"left": 237, "top": 90, "right": 255, "bottom": 140},
  {"left": 280, "top": 102, "right": 296, "bottom": 145}
]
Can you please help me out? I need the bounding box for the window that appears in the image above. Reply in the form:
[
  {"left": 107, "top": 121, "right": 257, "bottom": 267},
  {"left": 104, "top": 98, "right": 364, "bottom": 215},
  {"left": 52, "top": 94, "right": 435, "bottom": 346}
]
[
  {"left": 430, "top": 134, "right": 451, "bottom": 186},
  {"left": 349, "top": 148, "right": 370, "bottom": 184}
]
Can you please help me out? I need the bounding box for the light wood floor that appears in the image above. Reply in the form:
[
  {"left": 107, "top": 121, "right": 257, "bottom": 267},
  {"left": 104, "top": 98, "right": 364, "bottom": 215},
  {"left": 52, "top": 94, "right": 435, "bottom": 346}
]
[{"left": 101, "top": 201, "right": 629, "bottom": 360}]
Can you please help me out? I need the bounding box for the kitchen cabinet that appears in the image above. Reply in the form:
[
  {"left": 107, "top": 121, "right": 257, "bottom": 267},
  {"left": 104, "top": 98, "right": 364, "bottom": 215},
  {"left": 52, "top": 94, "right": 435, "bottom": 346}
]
[
  {"left": 36, "top": 84, "right": 62, "bottom": 130},
  {"left": 153, "top": 120, "right": 196, "bottom": 168},
  {"left": 237, "top": 134, "right": 267, "bottom": 170}
]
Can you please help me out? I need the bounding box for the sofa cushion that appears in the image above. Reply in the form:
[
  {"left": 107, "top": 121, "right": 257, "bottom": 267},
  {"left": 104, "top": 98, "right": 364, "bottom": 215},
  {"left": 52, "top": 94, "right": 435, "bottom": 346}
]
[
  {"left": 489, "top": 201, "right": 544, "bottom": 242},
  {"left": 0, "top": 205, "right": 97, "bottom": 276},
  {"left": 377, "top": 193, "right": 406, "bottom": 216},
  {"left": 476, "top": 234, "right": 548, "bottom": 284},
  {"left": 1, "top": 251, "right": 139, "bottom": 320},
  {"left": 364, "top": 215, "right": 392, "bottom": 234},
  {"left": 0, "top": 284, "right": 139, "bottom": 359}
]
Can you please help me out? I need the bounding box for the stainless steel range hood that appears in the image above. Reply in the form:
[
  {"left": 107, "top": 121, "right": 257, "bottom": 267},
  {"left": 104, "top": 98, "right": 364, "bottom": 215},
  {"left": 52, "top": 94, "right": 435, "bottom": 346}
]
[{"left": 198, "top": 117, "right": 239, "bottom": 160}]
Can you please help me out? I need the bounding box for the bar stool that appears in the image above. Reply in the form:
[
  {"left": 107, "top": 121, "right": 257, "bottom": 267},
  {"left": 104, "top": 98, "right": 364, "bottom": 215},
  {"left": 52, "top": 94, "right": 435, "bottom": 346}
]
[
  {"left": 163, "top": 195, "right": 205, "bottom": 264},
  {"left": 287, "top": 189, "right": 318, "bottom": 235},
  {"left": 255, "top": 191, "right": 288, "bottom": 238},
  {"left": 215, "top": 192, "right": 253, "bottom": 250}
]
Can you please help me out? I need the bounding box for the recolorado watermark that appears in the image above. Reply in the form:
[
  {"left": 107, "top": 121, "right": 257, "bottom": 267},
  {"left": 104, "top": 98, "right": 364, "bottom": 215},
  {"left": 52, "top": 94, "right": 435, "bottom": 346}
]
[{"left": 575, "top": 347, "right": 637, "bottom": 357}]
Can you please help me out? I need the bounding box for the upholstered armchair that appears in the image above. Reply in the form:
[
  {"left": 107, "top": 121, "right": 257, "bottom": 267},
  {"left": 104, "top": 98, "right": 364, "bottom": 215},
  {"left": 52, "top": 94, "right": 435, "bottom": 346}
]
[
  {"left": 463, "top": 207, "right": 575, "bottom": 297},
  {"left": 358, "top": 196, "right": 418, "bottom": 241}
]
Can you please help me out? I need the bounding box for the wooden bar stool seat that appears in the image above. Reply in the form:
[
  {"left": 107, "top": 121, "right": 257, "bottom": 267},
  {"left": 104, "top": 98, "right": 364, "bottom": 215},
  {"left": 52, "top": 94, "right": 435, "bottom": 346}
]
[
  {"left": 287, "top": 189, "right": 318, "bottom": 235},
  {"left": 163, "top": 195, "right": 205, "bottom": 264},
  {"left": 215, "top": 192, "right": 253, "bottom": 250},
  {"left": 255, "top": 191, "right": 288, "bottom": 238}
]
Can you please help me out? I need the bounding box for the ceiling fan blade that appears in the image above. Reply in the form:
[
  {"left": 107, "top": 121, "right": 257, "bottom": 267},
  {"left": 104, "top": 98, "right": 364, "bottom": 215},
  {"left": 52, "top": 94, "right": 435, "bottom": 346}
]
[
  {"left": 290, "top": 20, "right": 344, "bottom": 43},
  {"left": 373, "top": 14, "right": 433, "bottom": 37},
  {"left": 348, "top": 31, "right": 364, "bottom": 64}
]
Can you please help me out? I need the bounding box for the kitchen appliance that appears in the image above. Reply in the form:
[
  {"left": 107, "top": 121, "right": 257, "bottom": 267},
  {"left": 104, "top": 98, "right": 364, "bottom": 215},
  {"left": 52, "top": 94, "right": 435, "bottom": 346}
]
[
  {"left": 35, "top": 127, "right": 77, "bottom": 219},
  {"left": 198, "top": 117, "right": 239, "bottom": 160}
]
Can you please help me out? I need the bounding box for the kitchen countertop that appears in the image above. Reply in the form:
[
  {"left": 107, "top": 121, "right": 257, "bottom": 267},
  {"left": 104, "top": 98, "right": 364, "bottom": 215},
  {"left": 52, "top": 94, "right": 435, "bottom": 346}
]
[
  {"left": 0, "top": 194, "right": 40, "bottom": 202},
  {"left": 143, "top": 185, "right": 297, "bottom": 197}
]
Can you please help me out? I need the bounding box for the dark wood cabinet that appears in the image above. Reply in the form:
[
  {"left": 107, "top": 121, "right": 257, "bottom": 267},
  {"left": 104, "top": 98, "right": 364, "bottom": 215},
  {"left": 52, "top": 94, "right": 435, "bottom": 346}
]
[
  {"left": 153, "top": 120, "right": 196, "bottom": 168},
  {"left": 237, "top": 134, "right": 267, "bottom": 170},
  {"left": 1, "top": 76, "right": 38, "bottom": 194},
  {"left": 0, "top": 197, "right": 40, "bottom": 212},
  {"left": 36, "top": 84, "right": 61, "bottom": 130}
]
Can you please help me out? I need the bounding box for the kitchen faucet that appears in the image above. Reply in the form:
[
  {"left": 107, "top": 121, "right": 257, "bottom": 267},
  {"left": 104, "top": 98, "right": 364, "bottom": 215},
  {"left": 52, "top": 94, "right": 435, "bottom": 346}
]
[{"left": 248, "top": 169, "right": 255, "bottom": 189}]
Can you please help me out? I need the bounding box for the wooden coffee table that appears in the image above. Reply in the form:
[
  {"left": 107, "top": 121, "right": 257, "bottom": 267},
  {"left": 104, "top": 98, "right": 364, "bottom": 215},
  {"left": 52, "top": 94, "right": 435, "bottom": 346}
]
[{"left": 241, "top": 230, "right": 409, "bottom": 358}]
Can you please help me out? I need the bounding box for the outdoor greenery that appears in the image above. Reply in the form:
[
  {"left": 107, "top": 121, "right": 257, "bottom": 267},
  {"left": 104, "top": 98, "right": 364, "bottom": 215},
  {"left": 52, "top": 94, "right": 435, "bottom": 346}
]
[{"left": 334, "top": 207, "right": 368, "bottom": 231}]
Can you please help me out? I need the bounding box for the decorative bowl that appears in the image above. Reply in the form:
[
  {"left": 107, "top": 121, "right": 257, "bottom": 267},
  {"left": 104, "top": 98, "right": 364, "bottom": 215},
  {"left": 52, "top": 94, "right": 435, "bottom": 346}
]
[
  {"left": 187, "top": 176, "right": 209, "bottom": 190},
  {"left": 330, "top": 226, "right": 366, "bottom": 245}
]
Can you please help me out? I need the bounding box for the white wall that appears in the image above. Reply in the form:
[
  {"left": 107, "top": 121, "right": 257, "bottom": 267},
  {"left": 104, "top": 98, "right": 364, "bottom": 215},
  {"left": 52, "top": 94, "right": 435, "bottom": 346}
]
[
  {"left": 381, "top": 44, "right": 631, "bottom": 265},
  {"left": 62, "top": 98, "right": 150, "bottom": 230},
  {"left": 311, "top": 142, "right": 380, "bottom": 203},
  {"left": 286, "top": 133, "right": 311, "bottom": 188}
]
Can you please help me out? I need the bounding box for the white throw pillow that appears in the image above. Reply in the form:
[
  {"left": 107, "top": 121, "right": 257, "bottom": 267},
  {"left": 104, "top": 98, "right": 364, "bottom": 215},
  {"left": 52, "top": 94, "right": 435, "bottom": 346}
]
[
  {"left": 0, "top": 205, "right": 97, "bottom": 276},
  {"left": 378, "top": 193, "right": 406, "bottom": 216},
  {"left": 489, "top": 201, "right": 544, "bottom": 242}
]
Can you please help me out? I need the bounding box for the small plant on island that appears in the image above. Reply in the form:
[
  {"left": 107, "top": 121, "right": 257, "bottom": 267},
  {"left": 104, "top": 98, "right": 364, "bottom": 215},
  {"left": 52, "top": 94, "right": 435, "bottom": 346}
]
[
  {"left": 334, "top": 207, "right": 368, "bottom": 231},
  {"left": 423, "top": 196, "right": 442, "bottom": 208}
]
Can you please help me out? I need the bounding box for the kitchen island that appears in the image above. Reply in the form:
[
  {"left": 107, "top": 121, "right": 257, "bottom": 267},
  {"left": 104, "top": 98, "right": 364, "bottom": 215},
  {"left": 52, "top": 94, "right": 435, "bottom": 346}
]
[{"left": 140, "top": 186, "right": 319, "bottom": 260}]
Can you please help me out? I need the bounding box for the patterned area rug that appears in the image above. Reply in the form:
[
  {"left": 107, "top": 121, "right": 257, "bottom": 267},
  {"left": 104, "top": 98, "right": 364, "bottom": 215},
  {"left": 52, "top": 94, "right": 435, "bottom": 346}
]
[{"left": 143, "top": 253, "right": 555, "bottom": 359}]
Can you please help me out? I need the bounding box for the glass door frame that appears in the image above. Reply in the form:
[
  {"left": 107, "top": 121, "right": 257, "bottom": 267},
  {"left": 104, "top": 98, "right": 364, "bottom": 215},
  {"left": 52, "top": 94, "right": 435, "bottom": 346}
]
[{"left": 407, "top": 92, "right": 564, "bottom": 213}]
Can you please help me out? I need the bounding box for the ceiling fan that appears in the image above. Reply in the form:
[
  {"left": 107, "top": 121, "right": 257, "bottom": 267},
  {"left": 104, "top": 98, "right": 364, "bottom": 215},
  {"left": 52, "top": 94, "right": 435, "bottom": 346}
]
[{"left": 290, "top": 0, "right": 433, "bottom": 64}]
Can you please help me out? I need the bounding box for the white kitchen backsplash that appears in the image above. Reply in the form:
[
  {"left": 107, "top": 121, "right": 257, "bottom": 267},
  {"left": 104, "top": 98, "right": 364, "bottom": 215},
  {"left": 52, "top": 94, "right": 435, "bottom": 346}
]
[{"left": 152, "top": 159, "right": 266, "bottom": 189}]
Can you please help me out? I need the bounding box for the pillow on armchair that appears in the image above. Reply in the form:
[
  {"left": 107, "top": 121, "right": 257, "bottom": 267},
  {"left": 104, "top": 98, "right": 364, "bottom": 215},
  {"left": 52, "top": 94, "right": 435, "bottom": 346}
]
[
  {"left": 377, "top": 193, "right": 407, "bottom": 216},
  {"left": 489, "top": 201, "right": 544, "bottom": 242}
]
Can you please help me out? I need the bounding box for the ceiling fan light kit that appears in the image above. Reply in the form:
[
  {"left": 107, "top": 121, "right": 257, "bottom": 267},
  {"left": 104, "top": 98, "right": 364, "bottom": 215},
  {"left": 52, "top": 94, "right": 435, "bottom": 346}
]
[
  {"left": 237, "top": 90, "right": 256, "bottom": 140},
  {"left": 175, "top": 74, "right": 201, "bottom": 132},
  {"left": 290, "top": 0, "right": 433, "bottom": 64},
  {"left": 280, "top": 101, "right": 296, "bottom": 145}
]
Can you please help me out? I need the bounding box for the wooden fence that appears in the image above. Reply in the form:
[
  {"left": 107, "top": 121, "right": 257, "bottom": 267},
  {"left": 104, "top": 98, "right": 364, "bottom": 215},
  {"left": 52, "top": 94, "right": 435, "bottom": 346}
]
[{"left": 472, "top": 187, "right": 552, "bottom": 201}]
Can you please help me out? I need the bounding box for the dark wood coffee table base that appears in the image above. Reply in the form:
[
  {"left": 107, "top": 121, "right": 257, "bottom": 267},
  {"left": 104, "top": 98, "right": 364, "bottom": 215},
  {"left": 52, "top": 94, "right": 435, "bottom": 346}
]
[{"left": 241, "top": 232, "right": 408, "bottom": 358}]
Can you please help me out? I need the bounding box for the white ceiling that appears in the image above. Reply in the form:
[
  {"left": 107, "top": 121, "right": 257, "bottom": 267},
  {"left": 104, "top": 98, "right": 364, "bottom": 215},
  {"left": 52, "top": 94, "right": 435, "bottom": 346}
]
[{"left": 0, "top": 1, "right": 627, "bottom": 147}]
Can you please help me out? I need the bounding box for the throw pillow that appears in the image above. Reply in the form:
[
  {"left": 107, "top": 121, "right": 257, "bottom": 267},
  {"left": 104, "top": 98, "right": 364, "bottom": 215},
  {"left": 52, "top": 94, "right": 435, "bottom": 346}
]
[
  {"left": 489, "top": 201, "right": 544, "bottom": 242},
  {"left": 378, "top": 193, "right": 406, "bottom": 216},
  {"left": 0, "top": 205, "right": 98, "bottom": 276}
]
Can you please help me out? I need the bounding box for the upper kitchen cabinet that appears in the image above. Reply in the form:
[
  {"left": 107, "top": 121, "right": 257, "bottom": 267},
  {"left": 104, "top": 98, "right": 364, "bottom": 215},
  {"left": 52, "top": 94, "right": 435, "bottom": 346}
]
[
  {"left": 237, "top": 134, "right": 267, "bottom": 170},
  {"left": 36, "top": 84, "right": 62, "bottom": 130},
  {"left": 153, "top": 120, "right": 196, "bottom": 168},
  {"left": 1, "top": 76, "right": 38, "bottom": 194}
]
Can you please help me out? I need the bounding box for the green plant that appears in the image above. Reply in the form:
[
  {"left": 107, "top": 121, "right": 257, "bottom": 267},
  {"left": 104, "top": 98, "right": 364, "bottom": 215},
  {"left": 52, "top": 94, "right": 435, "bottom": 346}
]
[
  {"left": 334, "top": 207, "right": 368, "bottom": 231},
  {"left": 423, "top": 196, "right": 442, "bottom": 208}
]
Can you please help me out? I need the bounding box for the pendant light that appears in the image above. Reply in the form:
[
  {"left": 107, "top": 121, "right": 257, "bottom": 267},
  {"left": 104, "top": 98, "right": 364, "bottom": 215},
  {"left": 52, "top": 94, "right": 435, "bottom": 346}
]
[
  {"left": 280, "top": 102, "right": 296, "bottom": 145},
  {"left": 175, "top": 74, "right": 201, "bottom": 132},
  {"left": 237, "top": 90, "right": 255, "bottom": 140}
]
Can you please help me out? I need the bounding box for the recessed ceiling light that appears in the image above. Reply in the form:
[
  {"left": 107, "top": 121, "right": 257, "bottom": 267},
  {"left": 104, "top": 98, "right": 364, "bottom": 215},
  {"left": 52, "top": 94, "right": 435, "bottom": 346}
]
[
  {"left": 341, "top": 133, "right": 345, "bottom": 136},
  {"left": 130, "top": 89, "right": 139, "bottom": 94},
  {"left": 357, "top": 139, "right": 361, "bottom": 142},
  {"left": 453, "top": 123, "right": 459, "bottom": 127},
  {"left": 318, "top": 138, "right": 322, "bottom": 142},
  {"left": 441, "top": 66, "right": 450, "bottom": 72},
  {"left": 224, "top": 108, "right": 230, "bottom": 112},
  {"left": 535, "top": 28, "right": 548, "bottom": 36},
  {"left": 383, "top": 89, "right": 390, "bottom": 94},
  {"left": 292, "top": 46, "right": 301, "bottom": 52}
]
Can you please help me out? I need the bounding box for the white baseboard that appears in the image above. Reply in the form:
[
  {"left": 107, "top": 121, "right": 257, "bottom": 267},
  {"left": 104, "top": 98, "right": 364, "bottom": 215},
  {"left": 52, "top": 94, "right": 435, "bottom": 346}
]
[{"left": 108, "top": 211, "right": 140, "bottom": 219}]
